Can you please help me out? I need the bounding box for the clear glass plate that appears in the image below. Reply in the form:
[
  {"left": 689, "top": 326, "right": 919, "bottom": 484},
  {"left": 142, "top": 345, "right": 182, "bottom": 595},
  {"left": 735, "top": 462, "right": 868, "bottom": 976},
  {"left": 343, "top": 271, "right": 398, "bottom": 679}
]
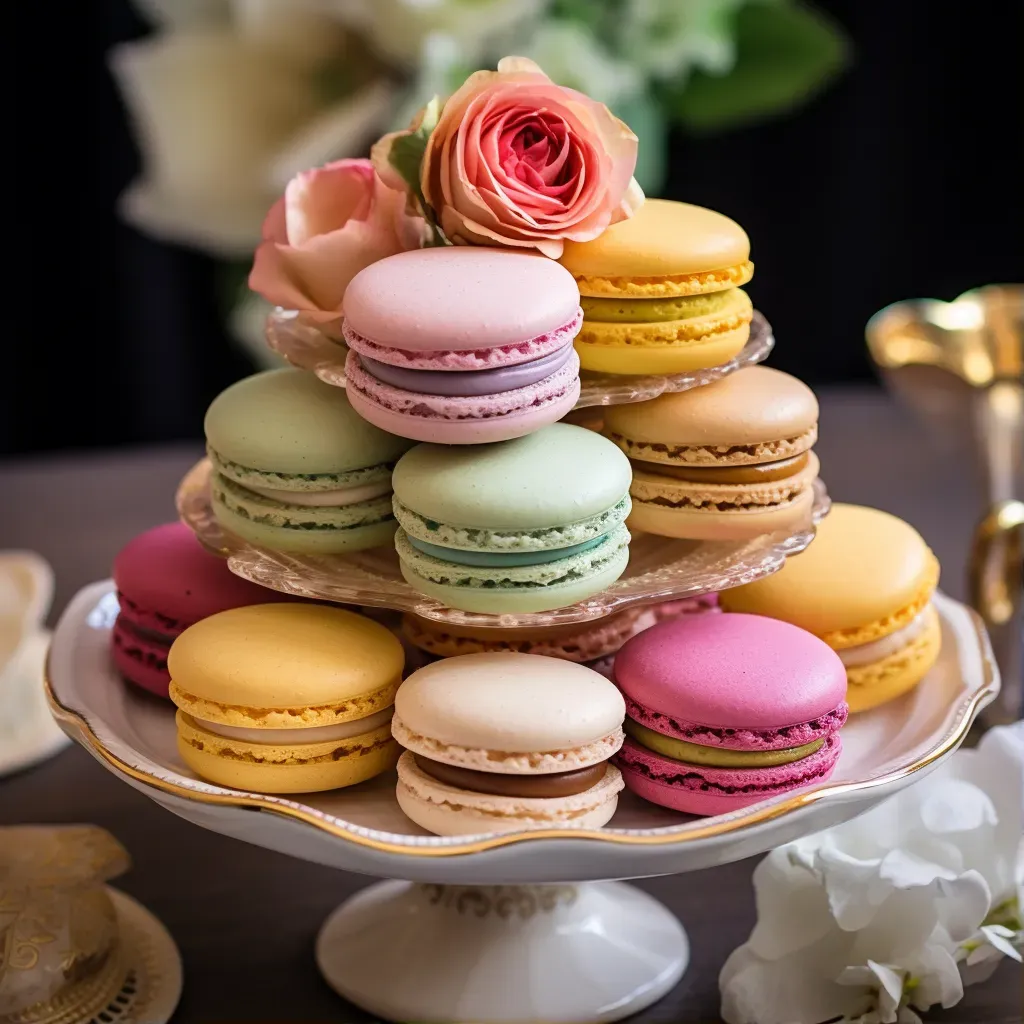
[
  {"left": 265, "top": 307, "right": 774, "bottom": 410},
  {"left": 177, "top": 459, "right": 830, "bottom": 627}
]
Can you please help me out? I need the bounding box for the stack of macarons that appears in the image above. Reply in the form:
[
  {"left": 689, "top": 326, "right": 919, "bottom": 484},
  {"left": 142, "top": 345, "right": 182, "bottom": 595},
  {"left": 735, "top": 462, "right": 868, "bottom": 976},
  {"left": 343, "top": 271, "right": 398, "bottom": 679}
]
[
  {"left": 604, "top": 366, "right": 820, "bottom": 541},
  {"left": 401, "top": 594, "right": 719, "bottom": 677},
  {"left": 722, "top": 503, "right": 942, "bottom": 711},
  {"left": 169, "top": 603, "right": 403, "bottom": 793},
  {"left": 392, "top": 653, "right": 626, "bottom": 835},
  {"left": 559, "top": 199, "right": 755, "bottom": 376},
  {"left": 111, "top": 522, "right": 292, "bottom": 699},
  {"left": 206, "top": 368, "right": 413, "bottom": 554},
  {"left": 614, "top": 613, "right": 849, "bottom": 816},
  {"left": 391, "top": 423, "right": 633, "bottom": 613},
  {"left": 342, "top": 249, "right": 583, "bottom": 444}
]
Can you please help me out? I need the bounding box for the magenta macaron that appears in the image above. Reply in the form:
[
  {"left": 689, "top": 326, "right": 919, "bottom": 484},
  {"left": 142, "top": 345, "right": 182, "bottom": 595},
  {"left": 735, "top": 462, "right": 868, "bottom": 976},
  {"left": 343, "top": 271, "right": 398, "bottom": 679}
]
[
  {"left": 342, "top": 248, "right": 582, "bottom": 444},
  {"left": 613, "top": 612, "right": 848, "bottom": 817},
  {"left": 111, "top": 522, "right": 289, "bottom": 698}
]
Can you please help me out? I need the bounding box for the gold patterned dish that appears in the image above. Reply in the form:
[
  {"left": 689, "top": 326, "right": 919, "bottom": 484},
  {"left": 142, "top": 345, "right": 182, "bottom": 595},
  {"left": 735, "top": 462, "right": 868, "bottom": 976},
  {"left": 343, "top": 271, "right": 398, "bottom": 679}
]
[
  {"left": 176, "top": 457, "right": 830, "bottom": 627},
  {"left": 267, "top": 306, "right": 775, "bottom": 409}
]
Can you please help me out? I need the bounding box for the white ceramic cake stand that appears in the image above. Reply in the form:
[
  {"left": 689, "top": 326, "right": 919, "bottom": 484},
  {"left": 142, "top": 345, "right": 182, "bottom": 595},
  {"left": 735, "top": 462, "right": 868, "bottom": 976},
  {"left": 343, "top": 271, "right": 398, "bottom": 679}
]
[{"left": 46, "top": 581, "right": 999, "bottom": 1023}]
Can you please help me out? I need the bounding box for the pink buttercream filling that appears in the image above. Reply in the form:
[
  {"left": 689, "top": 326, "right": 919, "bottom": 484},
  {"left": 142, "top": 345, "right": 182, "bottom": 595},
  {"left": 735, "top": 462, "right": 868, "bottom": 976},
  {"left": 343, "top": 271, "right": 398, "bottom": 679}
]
[
  {"left": 342, "top": 309, "right": 583, "bottom": 370},
  {"left": 622, "top": 696, "right": 849, "bottom": 752},
  {"left": 345, "top": 348, "right": 580, "bottom": 421},
  {"left": 615, "top": 733, "right": 842, "bottom": 795}
]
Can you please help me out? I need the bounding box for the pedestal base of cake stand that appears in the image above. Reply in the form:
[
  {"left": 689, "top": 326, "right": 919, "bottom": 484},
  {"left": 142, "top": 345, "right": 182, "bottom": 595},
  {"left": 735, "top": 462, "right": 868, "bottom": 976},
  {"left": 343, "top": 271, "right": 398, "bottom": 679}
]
[{"left": 315, "top": 880, "right": 688, "bottom": 1023}]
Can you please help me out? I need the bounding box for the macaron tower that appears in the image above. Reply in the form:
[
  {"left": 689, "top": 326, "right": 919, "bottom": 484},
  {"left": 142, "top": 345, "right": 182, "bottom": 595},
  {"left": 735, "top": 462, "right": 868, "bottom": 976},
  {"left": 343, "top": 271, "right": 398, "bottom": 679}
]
[
  {"left": 391, "top": 424, "right": 633, "bottom": 613},
  {"left": 614, "top": 613, "right": 849, "bottom": 816},
  {"left": 722, "top": 503, "right": 942, "bottom": 711},
  {"left": 392, "top": 653, "right": 626, "bottom": 835},
  {"left": 559, "top": 199, "right": 754, "bottom": 375},
  {"left": 603, "top": 366, "right": 820, "bottom": 540},
  {"left": 342, "top": 248, "right": 583, "bottom": 443},
  {"left": 169, "top": 604, "right": 403, "bottom": 793},
  {"left": 111, "top": 522, "right": 292, "bottom": 698},
  {"left": 205, "top": 368, "right": 413, "bottom": 554}
]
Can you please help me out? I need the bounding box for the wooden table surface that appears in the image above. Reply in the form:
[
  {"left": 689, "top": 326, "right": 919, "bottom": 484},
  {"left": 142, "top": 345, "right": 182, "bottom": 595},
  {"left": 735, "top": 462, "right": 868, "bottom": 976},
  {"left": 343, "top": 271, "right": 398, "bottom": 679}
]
[{"left": 1, "top": 386, "right": 1019, "bottom": 1023}]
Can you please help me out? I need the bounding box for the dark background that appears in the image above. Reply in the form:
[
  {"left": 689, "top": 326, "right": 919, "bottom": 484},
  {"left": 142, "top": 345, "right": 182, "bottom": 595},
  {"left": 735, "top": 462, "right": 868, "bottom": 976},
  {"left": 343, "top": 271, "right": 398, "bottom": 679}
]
[{"left": 7, "top": 0, "right": 1023, "bottom": 457}]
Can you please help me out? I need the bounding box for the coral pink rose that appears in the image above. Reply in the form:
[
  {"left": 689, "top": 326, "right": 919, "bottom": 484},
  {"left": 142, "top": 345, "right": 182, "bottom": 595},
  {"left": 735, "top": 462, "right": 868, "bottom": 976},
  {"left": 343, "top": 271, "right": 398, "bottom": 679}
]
[
  {"left": 374, "top": 56, "right": 643, "bottom": 259},
  {"left": 249, "top": 158, "right": 425, "bottom": 320}
]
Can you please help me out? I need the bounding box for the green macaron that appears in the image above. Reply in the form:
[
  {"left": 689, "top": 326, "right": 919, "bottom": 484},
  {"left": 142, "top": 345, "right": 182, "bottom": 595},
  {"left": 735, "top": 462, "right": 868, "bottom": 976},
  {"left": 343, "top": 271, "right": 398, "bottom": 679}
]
[
  {"left": 392, "top": 424, "right": 632, "bottom": 613},
  {"left": 205, "top": 368, "right": 414, "bottom": 554}
]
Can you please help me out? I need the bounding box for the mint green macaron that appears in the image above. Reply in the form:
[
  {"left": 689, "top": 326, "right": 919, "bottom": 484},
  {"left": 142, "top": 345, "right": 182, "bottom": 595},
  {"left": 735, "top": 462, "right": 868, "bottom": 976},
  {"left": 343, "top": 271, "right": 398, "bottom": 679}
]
[
  {"left": 206, "top": 368, "right": 414, "bottom": 554},
  {"left": 392, "top": 424, "right": 632, "bottom": 613}
]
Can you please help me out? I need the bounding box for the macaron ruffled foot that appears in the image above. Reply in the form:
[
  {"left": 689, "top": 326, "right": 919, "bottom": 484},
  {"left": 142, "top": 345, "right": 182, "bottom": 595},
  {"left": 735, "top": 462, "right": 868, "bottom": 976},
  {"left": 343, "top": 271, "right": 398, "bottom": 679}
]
[{"left": 391, "top": 653, "right": 626, "bottom": 836}]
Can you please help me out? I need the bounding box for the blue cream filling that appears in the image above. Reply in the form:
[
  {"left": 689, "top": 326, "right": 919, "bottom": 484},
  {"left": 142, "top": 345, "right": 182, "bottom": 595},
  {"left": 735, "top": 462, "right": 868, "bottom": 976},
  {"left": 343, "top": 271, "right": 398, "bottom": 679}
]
[{"left": 407, "top": 535, "right": 608, "bottom": 567}]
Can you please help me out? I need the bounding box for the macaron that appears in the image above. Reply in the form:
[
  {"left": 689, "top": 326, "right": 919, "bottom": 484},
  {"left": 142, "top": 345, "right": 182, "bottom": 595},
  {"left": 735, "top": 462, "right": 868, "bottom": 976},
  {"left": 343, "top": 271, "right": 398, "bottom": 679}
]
[
  {"left": 721, "top": 504, "right": 942, "bottom": 712},
  {"left": 169, "top": 603, "right": 403, "bottom": 793},
  {"left": 342, "top": 248, "right": 583, "bottom": 444},
  {"left": 391, "top": 424, "right": 632, "bottom": 613},
  {"left": 206, "top": 368, "right": 413, "bottom": 554},
  {"left": 614, "top": 613, "right": 848, "bottom": 816},
  {"left": 559, "top": 199, "right": 754, "bottom": 375},
  {"left": 111, "top": 522, "right": 290, "bottom": 699},
  {"left": 400, "top": 594, "right": 719, "bottom": 676},
  {"left": 603, "top": 365, "right": 820, "bottom": 540},
  {"left": 392, "top": 653, "right": 626, "bottom": 835}
]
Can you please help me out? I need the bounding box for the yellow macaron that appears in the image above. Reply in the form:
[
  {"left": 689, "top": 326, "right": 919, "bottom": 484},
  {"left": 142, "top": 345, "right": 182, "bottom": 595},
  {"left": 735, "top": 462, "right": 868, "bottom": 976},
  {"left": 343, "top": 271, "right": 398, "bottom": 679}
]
[
  {"left": 559, "top": 199, "right": 754, "bottom": 375},
  {"left": 169, "top": 603, "right": 403, "bottom": 793},
  {"left": 721, "top": 504, "right": 942, "bottom": 712}
]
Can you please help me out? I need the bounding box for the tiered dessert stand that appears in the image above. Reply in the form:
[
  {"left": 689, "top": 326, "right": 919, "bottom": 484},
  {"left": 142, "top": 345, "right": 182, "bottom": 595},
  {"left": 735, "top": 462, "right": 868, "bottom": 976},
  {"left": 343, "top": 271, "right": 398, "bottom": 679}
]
[{"left": 45, "top": 316, "right": 1001, "bottom": 1023}]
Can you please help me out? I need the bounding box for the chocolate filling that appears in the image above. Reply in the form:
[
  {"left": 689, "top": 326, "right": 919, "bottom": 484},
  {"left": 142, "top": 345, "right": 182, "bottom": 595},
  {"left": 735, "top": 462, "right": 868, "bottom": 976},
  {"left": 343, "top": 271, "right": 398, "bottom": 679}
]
[
  {"left": 630, "top": 452, "right": 809, "bottom": 485},
  {"left": 413, "top": 754, "right": 606, "bottom": 797}
]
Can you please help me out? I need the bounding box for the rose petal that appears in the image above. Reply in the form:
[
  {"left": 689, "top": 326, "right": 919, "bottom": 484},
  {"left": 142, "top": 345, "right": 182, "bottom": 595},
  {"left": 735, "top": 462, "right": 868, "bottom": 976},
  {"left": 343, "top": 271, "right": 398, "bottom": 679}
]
[{"left": 285, "top": 159, "right": 375, "bottom": 246}]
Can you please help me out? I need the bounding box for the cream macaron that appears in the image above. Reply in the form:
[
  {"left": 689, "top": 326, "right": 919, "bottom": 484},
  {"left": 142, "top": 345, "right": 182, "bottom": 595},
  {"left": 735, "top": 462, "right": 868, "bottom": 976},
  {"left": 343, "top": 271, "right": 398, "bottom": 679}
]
[
  {"left": 392, "top": 653, "right": 626, "bottom": 835},
  {"left": 169, "top": 603, "right": 403, "bottom": 793}
]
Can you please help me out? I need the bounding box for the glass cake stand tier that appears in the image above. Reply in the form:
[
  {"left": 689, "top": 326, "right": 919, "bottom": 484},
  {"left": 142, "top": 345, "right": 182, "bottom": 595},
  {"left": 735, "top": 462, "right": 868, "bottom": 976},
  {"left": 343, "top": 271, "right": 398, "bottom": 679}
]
[
  {"left": 266, "top": 308, "right": 775, "bottom": 410},
  {"left": 176, "top": 458, "right": 830, "bottom": 627}
]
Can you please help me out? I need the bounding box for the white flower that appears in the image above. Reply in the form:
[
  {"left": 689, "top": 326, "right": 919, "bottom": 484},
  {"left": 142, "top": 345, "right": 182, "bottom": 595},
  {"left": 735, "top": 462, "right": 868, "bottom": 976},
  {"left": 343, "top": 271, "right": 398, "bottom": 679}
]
[
  {"left": 518, "top": 20, "right": 645, "bottom": 109},
  {"left": 620, "top": 0, "right": 745, "bottom": 83},
  {"left": 331, "top": 0, "right": 545, "bottom": 68},
  {"left": 720, "top": 723, "right": 1024, "bottom": 1024},
  {"left": 112, "top": 0, "right": 394, "bottom": 255}
]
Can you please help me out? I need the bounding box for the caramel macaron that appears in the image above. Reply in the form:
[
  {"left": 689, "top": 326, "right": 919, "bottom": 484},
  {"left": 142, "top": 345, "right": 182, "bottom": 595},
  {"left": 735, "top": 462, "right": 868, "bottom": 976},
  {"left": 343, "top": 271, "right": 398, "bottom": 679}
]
[
  {"left": 722, "top": 503, "right": 942, "bottom": 711},
  {"left": 604, "top": 366, "right": 820, "bottom": 540}
]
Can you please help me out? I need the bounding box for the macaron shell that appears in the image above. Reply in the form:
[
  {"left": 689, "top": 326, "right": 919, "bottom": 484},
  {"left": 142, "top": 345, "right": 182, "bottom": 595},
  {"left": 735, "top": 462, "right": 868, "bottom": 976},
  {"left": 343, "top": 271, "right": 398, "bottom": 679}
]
[
  {"left": 398, "top": 541, "right": 629, "bottom": 614},
  {"left": 111, "top": 618, "right": 171, "bottom": 699},
  {"left": 113, "top": 521, "right": 280, "bottom": 630},
  {"left": 845, "top": 607, "right": 942, "bottom": 712},
  {"left": 392, "top": 424, "right": 632, "bottom": 532},
  {"left": 211, "top": 485, "right": 400, "bottom": 555},
  {"left": 395, "top": 751, "right": 622, "bottom": 835},
  {"left": 615, "top": 733, "right": 841, "bottom": 817},
  {"left": 559, "top": 200, "right": 751, "bottom": 292},
  {"left": 168, "top": 604, "right": 403, "bottom": 726},
  {"left": 205, "top": 368, "right": 413, "bottom": 476},
  {"left": 626, "top": 483, "right": 816, "bottom": 541},
  {"left": 345, "top": 368, "right": 581, "bottom": 445},
  {"left": 603, "top": 366, "right": 819, "bottom": 452},
  {"left": 575, "top": 325, "right": 749, "bottom": 376},
  {"left": 615, "top": 613, "right": 848, "bottom": 733},
  {"left": 720, "top": 503, "right": 941, "bottom": 646},
  {"left": 393, "top": 653, "right": 626, "bottom": 759},
  {"left": 343, "top": 248, "right": 581, "bottom": 351},
  {"left": 177, "top": 712, "right": 399, "bottom": 794}
]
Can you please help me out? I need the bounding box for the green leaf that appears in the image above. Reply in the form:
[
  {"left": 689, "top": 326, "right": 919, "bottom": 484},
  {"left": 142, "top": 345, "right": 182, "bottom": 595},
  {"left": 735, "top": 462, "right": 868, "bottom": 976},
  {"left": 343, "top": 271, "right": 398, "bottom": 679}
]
[
  {"left": 614, "top": 91, "right": 668, "bottom": 197},
  {"left": 386, "top": 96, "right": 449, "bottom": 245},
  {"left": 669, "top": 1, "right": 850, "bottom": 133}
]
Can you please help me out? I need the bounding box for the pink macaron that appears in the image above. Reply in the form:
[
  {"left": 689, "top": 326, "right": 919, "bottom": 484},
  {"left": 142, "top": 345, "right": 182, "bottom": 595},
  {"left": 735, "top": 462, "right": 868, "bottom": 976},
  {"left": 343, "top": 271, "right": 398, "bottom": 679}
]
[
  {"left": 613, "top": 612, "right": 848, "bottom": 816},
  {"left": 111, "top": 522, "right": 290, "bottom": 698},
  {"left": 342, "top": 248, "right": 582, "bottom": 444}
]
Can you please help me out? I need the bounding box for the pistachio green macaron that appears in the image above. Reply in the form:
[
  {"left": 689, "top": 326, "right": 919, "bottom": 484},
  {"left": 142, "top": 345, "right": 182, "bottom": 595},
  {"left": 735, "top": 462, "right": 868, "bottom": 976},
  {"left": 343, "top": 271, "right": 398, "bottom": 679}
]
[{"left": 206, "top": 368, "right": 414, "bottom": 554}]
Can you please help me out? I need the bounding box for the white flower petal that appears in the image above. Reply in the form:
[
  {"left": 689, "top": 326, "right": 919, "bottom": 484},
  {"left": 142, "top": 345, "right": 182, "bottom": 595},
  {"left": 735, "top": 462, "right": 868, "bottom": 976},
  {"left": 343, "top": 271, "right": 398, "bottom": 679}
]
[
  {"left": 908, "top": 942, "right": 964, "bottom": 1010},
  {"left": 978, "top": 924, "right": 1023, "bottom": 961},
  {"left": 920, "top": 780, "right": 998, "bottom": 834},
  {"left": 747, "top": 850, "right": 835, "bottom": 958}
]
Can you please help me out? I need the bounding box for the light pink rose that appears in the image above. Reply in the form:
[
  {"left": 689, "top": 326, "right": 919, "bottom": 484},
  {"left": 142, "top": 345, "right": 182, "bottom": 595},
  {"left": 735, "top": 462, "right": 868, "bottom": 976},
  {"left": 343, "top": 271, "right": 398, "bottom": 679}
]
[
  {"left": 375, "top": 57, "right": 643, "bottom": 259},
  {"left": 249, "top": 158, "right": 424, "bottom": 320}
]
